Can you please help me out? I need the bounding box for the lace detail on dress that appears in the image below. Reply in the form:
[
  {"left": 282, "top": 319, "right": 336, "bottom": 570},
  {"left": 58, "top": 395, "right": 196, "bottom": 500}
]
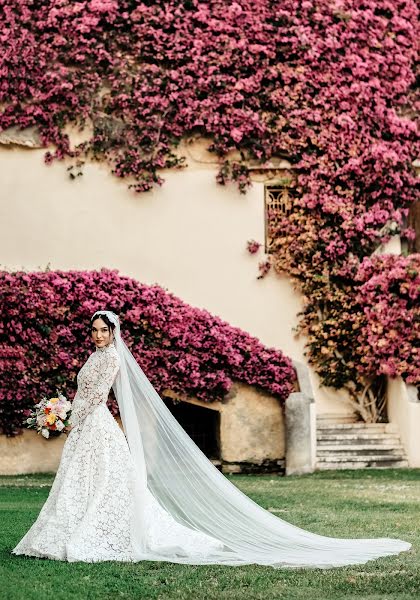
[
  {"left": 12, "top": 341, "right": 225, "bottom": 563},
  {"left": 12, "top": 402, "right": 137, "bottom": 562},
  {"left": 70, "top": 343, "right": 119, "bottom": 427},
  {"left": 12, "top": 343, "right": 135, "bottom": 562},
  {"left": 142, "top": 487, "right": 225, "bottom": 558}
]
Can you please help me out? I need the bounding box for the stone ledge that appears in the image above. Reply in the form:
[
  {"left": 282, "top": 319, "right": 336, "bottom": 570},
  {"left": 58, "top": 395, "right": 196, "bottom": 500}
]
[
  {"left": 316, "top": 460, "right": 409, "bottom": 470},
  {"left": 0, "top": 126, "right": 42, "bottom": 148},
  {"left": 214, "top": 459, "right": 285, "bottom": 475}
]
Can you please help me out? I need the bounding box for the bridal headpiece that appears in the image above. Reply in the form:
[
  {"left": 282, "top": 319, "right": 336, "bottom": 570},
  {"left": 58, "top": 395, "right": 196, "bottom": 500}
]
[{"left": 92, "top": 310, "right": 120, "bottom": 328}]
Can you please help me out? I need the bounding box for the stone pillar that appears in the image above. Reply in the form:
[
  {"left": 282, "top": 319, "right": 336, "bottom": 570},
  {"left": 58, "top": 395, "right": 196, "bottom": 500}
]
[{"left": 285, "top": 392, "right": 316, "bottom": 475}]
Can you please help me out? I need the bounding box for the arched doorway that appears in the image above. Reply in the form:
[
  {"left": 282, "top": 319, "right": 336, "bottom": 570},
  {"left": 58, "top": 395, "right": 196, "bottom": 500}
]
[{"left": 164, "top": 399, "right": 220, "bottom": 460}]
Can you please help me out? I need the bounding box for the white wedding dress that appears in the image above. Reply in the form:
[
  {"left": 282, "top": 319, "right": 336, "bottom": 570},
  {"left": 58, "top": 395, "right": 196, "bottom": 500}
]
[
  {"left": 13, "top": 333, "right": 411, "bottom": 568},
  {"left": 13, "top": 343, "right": 226, "bottom": 562}
]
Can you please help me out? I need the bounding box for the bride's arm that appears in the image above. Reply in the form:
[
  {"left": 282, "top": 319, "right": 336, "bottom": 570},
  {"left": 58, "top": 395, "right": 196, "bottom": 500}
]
[{"left": 70, "top": 351, "right": 120, "bottom": 427}]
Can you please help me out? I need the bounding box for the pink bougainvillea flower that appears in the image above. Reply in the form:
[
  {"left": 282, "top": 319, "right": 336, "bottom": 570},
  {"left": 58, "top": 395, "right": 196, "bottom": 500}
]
[{"left": 0, "top": 269, "right": 296, "bottom": 435}]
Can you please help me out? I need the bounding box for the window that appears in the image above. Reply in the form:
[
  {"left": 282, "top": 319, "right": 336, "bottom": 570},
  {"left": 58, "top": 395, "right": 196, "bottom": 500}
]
[
  {"left": 406, "top": 201, "right": 420, "bottom": 254},
  {"left": 264, "top": 180, "right": 295, "bottom": 253}
]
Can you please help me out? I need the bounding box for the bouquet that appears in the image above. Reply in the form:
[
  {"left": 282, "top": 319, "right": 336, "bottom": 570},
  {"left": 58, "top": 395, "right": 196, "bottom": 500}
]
[{"left": 26, "top": 394, "right": 72, "bottom": 439}]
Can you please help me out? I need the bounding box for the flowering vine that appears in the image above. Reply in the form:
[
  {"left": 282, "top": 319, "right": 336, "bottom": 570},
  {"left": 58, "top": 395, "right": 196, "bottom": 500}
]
[
  {"left": 0, "top": 269, "right": 296, "bottom": 436},
  {"left": 0, "top": 0, "right": 418, "bottom": 420},
  {"left": 246, "top": 240, "right": 262, "bottom": 255},
  {"left": 288, "top": 252, "right": 420, "bottom": 422},
  {"left": 355, "top": 254, "right": 419, "bottom": 385}
]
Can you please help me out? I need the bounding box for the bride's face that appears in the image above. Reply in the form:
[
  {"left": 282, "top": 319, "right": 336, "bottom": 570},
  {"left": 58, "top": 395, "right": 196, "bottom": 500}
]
[{"left": 91, "top": 317, "right": 113, "bottom": 349}]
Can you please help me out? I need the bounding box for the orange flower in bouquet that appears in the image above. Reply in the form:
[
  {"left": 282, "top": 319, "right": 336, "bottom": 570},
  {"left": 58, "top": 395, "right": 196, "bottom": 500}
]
[{"left": 26, "top": 394, "right": 72, "bottom": 439}]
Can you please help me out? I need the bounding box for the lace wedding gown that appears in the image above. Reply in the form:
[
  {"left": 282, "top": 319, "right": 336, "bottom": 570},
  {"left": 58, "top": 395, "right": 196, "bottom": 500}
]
[
  {"left": 13, "top": 339, "right": 411, "bottom": 567},
  {"left": 12, "top": 343, "right": 226, "bottom": 562}
]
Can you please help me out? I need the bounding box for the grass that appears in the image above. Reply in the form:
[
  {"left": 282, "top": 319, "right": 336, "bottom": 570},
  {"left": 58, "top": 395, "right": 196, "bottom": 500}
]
[{"left": 1, "top": 469, "right": 419, "bottom": 600}]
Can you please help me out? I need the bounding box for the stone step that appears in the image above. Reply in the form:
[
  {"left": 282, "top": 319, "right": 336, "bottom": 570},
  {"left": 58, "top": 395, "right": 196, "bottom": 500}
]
[
  {"left": 317, "top": 452, "right": 406, "bottom": 459},
  {"left": 317, "top": 444, "right": 405, "bottom": 454},
  {"left": 317, "top": 422, "right": 397, "bottom": 432},
  {"left": 317, "top": 454, "right": 407, "bottom": 463},
  {"left": 316, "top": 413, "right": 358, "bottom": 425},
  {"left": 317, "top": 421, "right": 397, "bottom": 429},
  {"left": 316, "top": 460, "right": 409, "bottom": 470},
  {"left": 317, "top": 439, "right": 391, "bottom": 448},
  {"left": 317, "top": 433, "right": 401, "bottom": 443},
  {"left": 317, "top": 429, "right": 397, "bottom": 438},
  {"left": 317, "top": 438, "right": 401, "bottom": 448}
]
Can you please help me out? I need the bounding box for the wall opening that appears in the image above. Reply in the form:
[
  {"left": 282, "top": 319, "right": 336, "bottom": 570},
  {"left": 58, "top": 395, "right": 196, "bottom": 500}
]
[{"left": 163, "top": 399, "right": 220, "bottom": 460}]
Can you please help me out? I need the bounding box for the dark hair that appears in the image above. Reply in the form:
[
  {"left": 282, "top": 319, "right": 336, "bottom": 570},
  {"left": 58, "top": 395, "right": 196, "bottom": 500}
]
[{"left": 90, "top": 313, "right": 116, "bottom": 332}]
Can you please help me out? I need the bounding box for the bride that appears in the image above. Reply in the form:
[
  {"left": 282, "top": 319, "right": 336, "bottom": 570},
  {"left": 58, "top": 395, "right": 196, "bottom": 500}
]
[{"left": 13, "top": 310, "right": 411, "bottom": 567}]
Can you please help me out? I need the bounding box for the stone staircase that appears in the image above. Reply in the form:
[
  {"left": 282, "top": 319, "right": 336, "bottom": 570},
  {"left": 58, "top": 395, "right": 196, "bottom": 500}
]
[{"left": 316, "top": 420, "right": 409, "bottom": 470}]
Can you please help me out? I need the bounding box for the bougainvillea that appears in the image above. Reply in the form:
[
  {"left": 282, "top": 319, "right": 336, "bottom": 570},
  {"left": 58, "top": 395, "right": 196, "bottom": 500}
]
[
  {"left": 355, "top": 254, "right": 420, "bottom": 385},
  {"left": 1, "top": 1, "right": 417, "bottom": 193},
  {"left": 246, "top": 240, "right": 262, "bottom": 255},
  {"left": 292, "top": 253, "right": 420, "bottom": 422},
  {"left": 0, "top": 269, "right": 296, "bottom": 435},
  {"left": 0, "top": 0, "right": 418, "bottom": 420}
]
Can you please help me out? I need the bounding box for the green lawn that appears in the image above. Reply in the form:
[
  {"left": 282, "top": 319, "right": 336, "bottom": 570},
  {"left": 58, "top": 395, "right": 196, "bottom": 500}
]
[{"left": 1, "top": 470, "right": 419, "bottom": 600}]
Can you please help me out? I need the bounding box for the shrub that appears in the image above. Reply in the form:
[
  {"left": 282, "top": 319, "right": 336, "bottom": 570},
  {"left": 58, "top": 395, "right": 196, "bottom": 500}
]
[{"left": 0, "top": 268, "right": 296, "bottom": 435}]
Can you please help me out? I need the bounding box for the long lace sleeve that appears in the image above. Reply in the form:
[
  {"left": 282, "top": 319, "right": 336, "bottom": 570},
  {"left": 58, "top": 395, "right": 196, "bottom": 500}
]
[{"left": 71, "top": 350, "right": 120, "bottom": 427}]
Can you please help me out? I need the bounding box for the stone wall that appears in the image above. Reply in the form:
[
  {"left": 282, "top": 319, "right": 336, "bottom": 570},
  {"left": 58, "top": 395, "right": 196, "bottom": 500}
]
[
  {"left": 0, "top": 382, "right": 286, "bottom": 475},
  {"left": 0, "top": 429, "right": 67, "bottom": 475},
  {"left": 166, "top": 382, "right": 285, "bottom": 474}
]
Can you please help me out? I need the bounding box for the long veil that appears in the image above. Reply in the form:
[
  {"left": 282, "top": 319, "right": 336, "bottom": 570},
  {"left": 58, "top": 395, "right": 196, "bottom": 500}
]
[{"left": 94, "top": 310, "right": 411, "bottom": 568}]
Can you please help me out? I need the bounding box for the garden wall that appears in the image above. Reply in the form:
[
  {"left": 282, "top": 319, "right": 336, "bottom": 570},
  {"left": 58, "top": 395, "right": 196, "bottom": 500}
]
[{"left": 0, "top": 383, "right": 285, "bottom": 475}]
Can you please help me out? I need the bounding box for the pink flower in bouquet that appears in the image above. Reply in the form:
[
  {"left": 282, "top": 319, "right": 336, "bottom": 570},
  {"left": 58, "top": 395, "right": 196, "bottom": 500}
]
[{"left": 26, "top": 393, "right": 71, "bottom": 439}]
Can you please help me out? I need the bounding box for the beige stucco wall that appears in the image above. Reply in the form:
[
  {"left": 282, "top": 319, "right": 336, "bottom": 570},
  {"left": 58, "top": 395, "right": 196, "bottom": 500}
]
[
  {"left": 0, "top": 145, "right": 304, "bottom": 359},
  {"left": 0, "top": 141, "right": 352, "bottom": 418},
  {"left": 387, "top": 378, "right": 420, "bottom": 467},
  {"left": 0, "top": 429, "right": 67, "bottom": 475}
]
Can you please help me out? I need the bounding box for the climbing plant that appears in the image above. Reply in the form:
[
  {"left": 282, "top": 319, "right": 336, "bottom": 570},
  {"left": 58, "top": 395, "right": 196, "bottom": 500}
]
[{"left": 0, "top": 0, "right": 418, "bottom": 420}]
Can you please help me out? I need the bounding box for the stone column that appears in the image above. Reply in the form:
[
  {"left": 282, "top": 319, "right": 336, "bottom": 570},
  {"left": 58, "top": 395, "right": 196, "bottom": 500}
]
[{"left": 285, "top": 392, "right": 316, "bottom": 475}]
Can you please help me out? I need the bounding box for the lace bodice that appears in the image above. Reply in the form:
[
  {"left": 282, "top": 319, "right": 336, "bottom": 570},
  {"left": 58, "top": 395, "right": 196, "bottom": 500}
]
[{"left": 70, "top": 342, "right": 120, "bottom": 427}]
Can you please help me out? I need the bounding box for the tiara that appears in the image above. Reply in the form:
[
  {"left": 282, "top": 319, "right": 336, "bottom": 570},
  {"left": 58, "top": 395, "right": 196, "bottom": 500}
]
[{"left": 92, "top": 310, "right": 120, "bottom": 326}]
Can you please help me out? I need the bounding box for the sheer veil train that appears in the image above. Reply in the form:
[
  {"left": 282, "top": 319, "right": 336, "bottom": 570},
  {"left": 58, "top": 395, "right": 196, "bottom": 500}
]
[{"left": 96, "top": 310, "right": 411, "bottom": 568}]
